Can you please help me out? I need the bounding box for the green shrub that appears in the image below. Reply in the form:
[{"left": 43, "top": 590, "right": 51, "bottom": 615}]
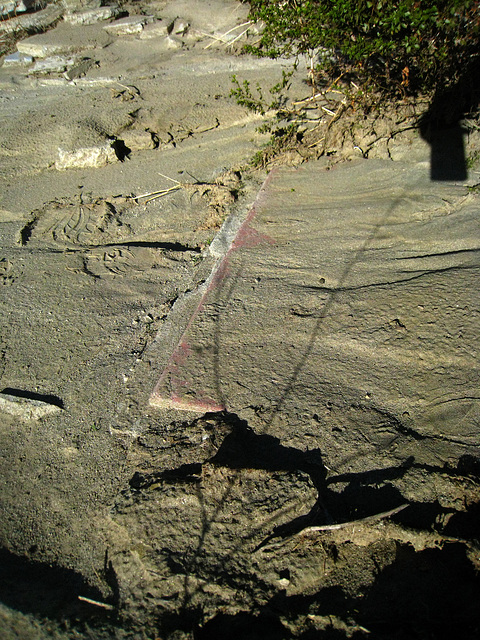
[{"left": 245, "top": 0, "right": 480, "bottom": 95}]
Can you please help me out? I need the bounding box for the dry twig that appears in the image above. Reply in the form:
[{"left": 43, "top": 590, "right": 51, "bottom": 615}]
[
  {"left": 78, "top": 596, "right": 115, "bottom": 610},
  {"left": 204, "top": 21, "right": 252, "bottom": 49},
  {"left": 257, "top": 503, "right": 409, "bottom": 552},
  {"left": 135, "top": 184, "right": 182, "bottom": 204}
]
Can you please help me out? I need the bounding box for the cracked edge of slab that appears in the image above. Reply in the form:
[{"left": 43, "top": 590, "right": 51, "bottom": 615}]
[{"left": 149, "top": 170, "right": 278, "bottom": 412}]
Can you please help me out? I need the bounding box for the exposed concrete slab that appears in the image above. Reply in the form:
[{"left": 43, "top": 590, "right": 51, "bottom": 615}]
[
  {"left": 103, "top": 15, "right": 154, "bottom": 36},
  {"left": 63, "top": 4, "right": 119, "bottom": 25},
  {"left": 2, "top": 51, "right": 33, "bottom": 66},
  {"left": 16, "top": 20, "right": 113, "bottom": 56},
  {"left": 150, "top": 158, "right": 480, "bottom": 459},
  {"left": 0, "top": 3, "right": 62, "bottom": 34}
]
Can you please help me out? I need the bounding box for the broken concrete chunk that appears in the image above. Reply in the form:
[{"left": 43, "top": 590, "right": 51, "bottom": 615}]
[
  {"left": 138, "top": 21, "right": 169, "bottom": 40},
  {"left": 0, "top": 0, "right": 40, "bottom": 18},
  {"left": 31, "top": 55, "right": 76, "bottom": 75},
  {"left": 56, "top": 145, "right": 117, "bottom": 170},
  {"left": 164, "top": 35, "right": 183, "bottom": 50},
  {"left": 103, "top": 15, "right": 154, "bottom": 36},
  {"left": 1, "top": 0, "right": 24, "bottom": 17},
  {"left": 61, "top": 0, "right": 102, "bottom": 10},
  {"left": 121, "top": 130, "right": 156, "bottom": 151},
  {"left": 0, "top": 3, "right": 62, "bottom": 34},
  {"left": 17, "top": 37, "right": 76, "bottom": 59},
  {"left": 0, "top": 393, "right": 62, "bottom": 421},
  {"left": 169, "top": 17, "right": 189, "bottom": 35},
  {"left": 2, "top": 51, "right": 33, "bottom": 67},
  {"left": 63, "top": 57, "right": 95, "bottom": 80},
  {"left": 63, "top": 4, "right": 120, "bottom": 26}
]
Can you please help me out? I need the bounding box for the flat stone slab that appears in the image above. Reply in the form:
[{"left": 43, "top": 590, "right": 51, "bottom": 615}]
[
  {"left": 30, "top": 55, "right": 75, "bottom": 74},
  {"left": 0, "top": 3, "right": 62, "bottom": 33},
  {"left": 2, "top": 51, "right": 33, "bottom": 66},
  {"left": 103, "top": 15, "right": 154, "bottom": 36},
  {"left": 150, "top": 159, "right": 479, "bottom": 449},
  {"left": 63, "top": 4, "right": 119, "bottom": 25},
  {"left": 16, "top": 21, "right": 112, "bottom": 57}
]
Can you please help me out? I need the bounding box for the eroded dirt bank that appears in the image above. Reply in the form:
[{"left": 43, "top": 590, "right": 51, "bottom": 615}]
[{"left": 1, "top": 1, "right": 479, "bottom": 638}]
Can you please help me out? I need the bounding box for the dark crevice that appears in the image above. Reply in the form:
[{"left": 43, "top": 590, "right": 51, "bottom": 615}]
[
  {"left": 106, "top": 240, "right": 202, "bottom": 252},
  {"left": 18, "top": 214, "right": 41, "bottom": 246},
  {"left": 129, "top": 462, "right": 203, "bottom": 490},
  {"left": 81, "top": 256, "right": 101, "bottom": 279},
  {"left": 305, "top": 263, "right": 479, "bottom": 294},
  {"left": 395, "top": 247, "right": 480, "bottom": 260},
  {"left": 196, "top": 611, "right": 292, "bottom": 640}
]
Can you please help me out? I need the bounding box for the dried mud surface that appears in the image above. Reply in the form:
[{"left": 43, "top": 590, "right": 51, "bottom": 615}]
[{"left": 1, "top": 2, "right": 480, "bottom": 639}]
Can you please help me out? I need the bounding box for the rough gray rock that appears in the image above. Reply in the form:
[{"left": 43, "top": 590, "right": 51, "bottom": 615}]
[
  {"left": 0, "top": 2, "right": 61, "bottom": 33},
  {"left": 63, "top": 3, "right": 119, "bottom": 25},
  {"left": 103, "top": 15, "right": 155, "bottom": 36},
  {"left": 2, "top": 51, "right": 33, "bottom": 66}
]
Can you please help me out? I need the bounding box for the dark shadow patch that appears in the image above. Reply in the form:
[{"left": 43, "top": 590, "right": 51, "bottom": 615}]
[
  {"left": 454, "top": 454, "right": 480, "bottom": 479},
  {"left": 419, "top": 117, "right": 468, "bottom": 181},
  {"left": 210, "top": 412, "right": 327, "bottom": 487},
  {"left": 443, "top": 500, "right": 480, "bottom": 542},
  {"left": 358, "top": 543, "right": 480, "bottom": 639},
  {"left": 102, "top": 240, "right": 202, "bottom": 252},
  {"left": 391, "top": 499, "right": 451, "bottom": 532},
  {"left": 240, "top": 542, "right": 480, "bottom": 640},
  {"left": 110, "top": 138, "right": 131, "bottom": 162},
  {"left": 419, "top": 56, "right": 480, "bottom": 181},
  {"left": 1, "top": 387, "right": 64, "bottom": 409},
  {"left": 129, "top": 462, "right": 203, "bottom": 490},
  {"left": 0, "top": 547, "right": 113, "bottom": 620},
  {"left": 103, "top": 550, "right": 121, "bottom": 611},
  {"left": 211, "top": 412, "right": 410, "bottom": 530},
  {"left": 18, "top": 214, "right": 40, "bottom": 246},
  {"left": 196, "top": 611, "right": 292, "bottom": 640}
]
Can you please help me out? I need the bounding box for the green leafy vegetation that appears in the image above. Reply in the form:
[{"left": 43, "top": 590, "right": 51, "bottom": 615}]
[
  {"left": 245, "top": 0, "right": 480, "bottom": 95},
  {"left": 230, "top": 69, "right": 294, "bottom": 115}
]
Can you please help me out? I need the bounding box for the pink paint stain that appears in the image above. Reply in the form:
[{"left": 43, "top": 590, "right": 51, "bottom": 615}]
[
  {"left": 150, "top": 170, "right": 279, "bottom": 412},
  {"left": 168, "top": 393, "right": 226, "bottom": 413},
  {"left": 231, "top": 218, "right": 276, "bottom": 251}
]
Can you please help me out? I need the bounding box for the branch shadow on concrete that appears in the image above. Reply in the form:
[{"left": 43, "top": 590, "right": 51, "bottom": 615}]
[{"left": 150, "top": 163, "right": 480, "bottom": 634}]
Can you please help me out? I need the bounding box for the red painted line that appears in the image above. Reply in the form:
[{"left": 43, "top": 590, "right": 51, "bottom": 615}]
[{"left": 149, "top": 170, "right": 278, "bottom": 412}]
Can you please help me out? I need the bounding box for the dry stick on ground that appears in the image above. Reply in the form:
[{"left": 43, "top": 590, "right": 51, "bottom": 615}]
[
  {"left": 134, "top": 172, "right": 183, "bottom": 203},
  {"left": 135, "top": 184, "right": 182, "bottom": 204},
  {"left": 78, "top": 596, "right": 115, "bottom": 610},
  {"left": 134, "top": 171, "right": 232, "bottom": 207},
  {"left": 226, "top": 25, "right": 253, "bottom": 48},
  {"left": 293, "top": 74, "right": 347, "bottom": 108},
  {"left": 258, "top": 503, "right": 409, "bottom": 552},
  {"left": 203, "top": 20, "right": 252, "bottom": 49}
]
